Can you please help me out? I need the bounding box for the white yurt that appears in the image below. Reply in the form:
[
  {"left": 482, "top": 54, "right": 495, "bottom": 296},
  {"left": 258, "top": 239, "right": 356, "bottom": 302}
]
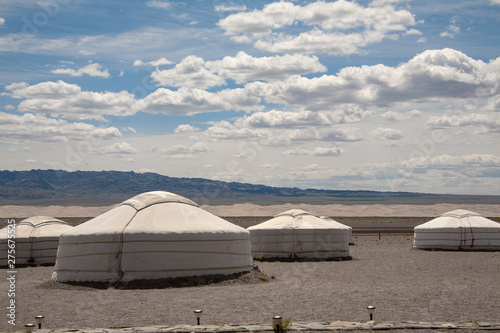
[
  {"left": 52, "top": 191, "right": 253, "bottom": 282},
  {"left": 0, "top": 216, "right": 73, "bottom": 266},
  {"left": 413, "top": 209, "right": 500, "bottom": 250},
  {"left": 247, "top": 209, "right": 350, "bottom": 259}
]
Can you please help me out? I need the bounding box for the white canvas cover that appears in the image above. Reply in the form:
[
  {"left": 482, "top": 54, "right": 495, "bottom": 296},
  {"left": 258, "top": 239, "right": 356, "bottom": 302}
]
[
  {"left": 52, "top": 191, "right": 253, "bottom": 282},
  {"left": 0, "top": 216, "right": 72, "bottom": 266},
  {"left": 321, "top": 216, "right": 354, "bottom": 244},
  {"left": 248, "top": 209, "right": 350, "bottom": 259},
  {"left": 413, "top": 209, "right": 500, "bottom": 250}
]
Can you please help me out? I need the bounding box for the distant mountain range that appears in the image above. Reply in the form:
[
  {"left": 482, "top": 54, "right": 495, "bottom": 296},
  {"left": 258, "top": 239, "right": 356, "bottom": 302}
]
[{"left": 0, "top": 169, "right": 498, "bottom": 206}]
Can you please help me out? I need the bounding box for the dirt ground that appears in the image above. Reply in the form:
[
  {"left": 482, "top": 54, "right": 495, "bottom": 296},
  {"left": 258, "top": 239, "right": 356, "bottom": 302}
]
[{"left": 1, "top": 233, "right": 499, "bottom": 332}]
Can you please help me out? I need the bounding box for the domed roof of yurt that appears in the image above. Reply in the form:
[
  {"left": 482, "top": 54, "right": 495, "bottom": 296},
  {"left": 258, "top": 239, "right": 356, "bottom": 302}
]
[
  {"left": 0, "top": 216, "right": 72, "bottom": 266},
  {"left": 413, "top": 209, "right": 500, "bottom": 250},
  {"left": 52, "top": 191, "right": 253, "bottom": 282},
  {"left": 247, "top": 209, "right": 350, "bottom": 259}
]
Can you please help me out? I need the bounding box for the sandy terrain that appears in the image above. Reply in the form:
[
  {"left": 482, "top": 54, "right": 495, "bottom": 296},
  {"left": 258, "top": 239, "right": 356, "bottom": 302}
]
[
  {"left": 1, "top": 203, "right": 499, "bottom": 218},
  {"left": 1, "top": 234, "right": 499, "bottom": 332}
]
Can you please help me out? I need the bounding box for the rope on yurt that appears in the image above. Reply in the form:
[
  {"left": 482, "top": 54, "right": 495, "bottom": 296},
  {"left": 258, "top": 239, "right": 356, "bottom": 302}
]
[
  {"left": 466, "top": 214, "right": 475, "bottom": 249},
  {"left": 28, "top": 224, "right": 36, "bottom": 265},
  {"left": 459, "top": 223, "right": 465, "bottom": 250},
  {"left": 114, "top": 211, "right": 139, "bottom": 284}
]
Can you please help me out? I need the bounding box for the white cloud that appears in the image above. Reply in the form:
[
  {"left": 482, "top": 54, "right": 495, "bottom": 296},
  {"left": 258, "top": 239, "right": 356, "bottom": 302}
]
[
  {"left": 372, "top": 127, "right": 403, "bottom": 140},
  {"left": 244, "top": 49, "right": 499, "bottom": 109},
  {"left": 0, "top": 35, "right": 74, "bottom": 54},
  {"left": 490, "top": 0, "right": 500, "bottom": 4},
  {"left": 440, "top": 17, "right": 460, "bottom": 38},
  {"left": 140, "top": 87, "right": 262, "bottom": 115},
  {"left": 133, "top": 57, "right": 173, "bottom": 67},
  {"left": 205, "top": 51, "right": 327, "bottom": 83},
  {"left": 426, "top": 114, "right": 500, "bottom": 132},
  {"left": 75, "top": 27, "right": 202, "bottom": 61},
  {"left": 151, "top": 55, "right": 226, "bottom": 89},
  {"left": 235, "top": 108, "right": 366, "bottom": 129},
  {"left": 79, "top": 49, "right": 96, "bottom": 56},
  {"left": 4, "top": 49, "right": 499, "bottom": 130},
  {"left": 272, "top": 153, "right": 500, "bottom": 193},
  {"left": 5, "top": 80, "right": 138, "bottom": 120},
  {"left": 218, "top": 0, "right": 416, "bottom": 55},
  {"left": 381, "top": 110, "right": 421, "bottom": 121},
  {"left": 203, "top": 120, "right": 267, "bottom": 141},
  {"left": 381, "top": 111, "right": 403, "bottom": 121},
  {"left": 403, "top": 154, "right": 500, "bottom": 169},
  {"left": 370, "top": 0, "right": 407, "bottom": 5},
  {"left": 253, "top": 29, "right": 369, "bottom": 55},
  {"left": 159, "top": 142, "right": 209, "bottom": 157},
  {"left": 440, "top": 26, "right": 460, "bottom": 38},
  {"left": 260, "top": 163, "right": 282, "bottom": 169},
  {"left": 5, "top": 80, "right": 81, "bottom": 99},
  {"left": 0, "top": 18, "right": 5, "bottom": 26},
  {"left": 283, "top": 146, "right": 344, "bottom": 156},
  {"left": 203, "top": 120, "right": 363, "bottom": 145},
  {"left": 93, "top": 142, "right": 138, "bottom": 154},
  {"left": 146, "top": 0, "right": 172, "bottom": 10},
  {"left": 404, "top": 29, "right": 423, "bottom": 36},
  {"left": 174, "top": 124, "right": 200, "bottom": 133},
  {"left": 122, "top": 126, "right": 137, "bottom": 133},
  {"left": 0, "top": 112, "right": 122, "bottom": 143},
  {"left": 215, "top": 4, "right": 247, "bottom": 11},
  {"left": 17, "top": 90, "right": 137, "bottom": 121},
  {"left": 3, "top": 78, "right": 257, "bottom": 121},
  {"left": 409, "top": 110, "right": 422, "bottom": 118},
  {"left": 51, "top": 63, "right": 111, "bottom": 78}
]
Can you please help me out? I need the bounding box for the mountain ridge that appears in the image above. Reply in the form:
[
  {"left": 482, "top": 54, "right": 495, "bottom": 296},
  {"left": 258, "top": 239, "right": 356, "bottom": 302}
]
[{"left": 0, "top": 169, "right": 498, "bottom": 206}]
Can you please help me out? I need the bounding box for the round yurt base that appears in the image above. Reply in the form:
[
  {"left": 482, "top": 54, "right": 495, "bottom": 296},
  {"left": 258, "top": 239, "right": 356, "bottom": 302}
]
[
  {"left": 0, "top": 262, "right": 56, "bottom": 268},
  {"left": 413, "top": 247, "right": 500, "bottom": 252},
  {"left": 41, "top": 267, "right": 270, "bottom": 290},
  {"left": 254, "top": 255, "right": 352, "bottom": 262}
]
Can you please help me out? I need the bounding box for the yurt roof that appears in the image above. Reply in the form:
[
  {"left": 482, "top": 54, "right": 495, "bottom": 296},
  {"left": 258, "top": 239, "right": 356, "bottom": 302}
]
[
  {"left": 5, "top": 216, "right": 71, "bottom": 237},
  {"left": 248, "top": 209, "right": 351, "bottom": 230},
  {"left": 64, "top": 191, "right": 248, "bottom": 237},
  {"left": 120, "top": 190, "right": 198, "bottom": 211},
  {"left": 18, "top": 216, "right": 69, "bottom": 228},
  {"left": 415, "top": 209, "right": 500, "bottom": 229}
]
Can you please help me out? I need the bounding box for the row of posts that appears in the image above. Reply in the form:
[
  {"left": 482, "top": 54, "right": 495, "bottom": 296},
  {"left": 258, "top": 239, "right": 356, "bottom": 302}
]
[{"left": 23, "top": 306, "right": 376, "bottom": 332}]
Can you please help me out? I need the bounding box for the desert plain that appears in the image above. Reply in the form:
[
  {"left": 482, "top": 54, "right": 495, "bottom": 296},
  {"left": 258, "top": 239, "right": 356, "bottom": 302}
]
[{"left": 0, "top": 203, "right": 499, "bottom": 332}]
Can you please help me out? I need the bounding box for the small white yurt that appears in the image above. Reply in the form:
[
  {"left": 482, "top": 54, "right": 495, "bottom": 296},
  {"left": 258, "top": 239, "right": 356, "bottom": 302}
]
[
  {"left": 413, "top": 209, "right": 500, "bottom": 250},
  {"left": 52, "top": 191, "right": 253, "bottom": 282},
  {"left": 0, "top": 216, "right": 72, "bottom": 266},
  {"left": 248, "top": 209, "right": 350, "bottom": 259}
]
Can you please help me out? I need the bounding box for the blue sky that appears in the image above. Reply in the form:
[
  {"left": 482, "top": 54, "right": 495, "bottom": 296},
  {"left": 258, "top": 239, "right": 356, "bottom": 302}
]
[{"left": 1, "top": 0, "right": 499, "bottom": 195}]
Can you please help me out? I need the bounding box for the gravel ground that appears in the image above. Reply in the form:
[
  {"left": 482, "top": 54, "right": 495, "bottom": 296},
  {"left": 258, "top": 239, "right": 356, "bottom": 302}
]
[{"left": 1, "top": 233, "right": 499, "bottom": 332}]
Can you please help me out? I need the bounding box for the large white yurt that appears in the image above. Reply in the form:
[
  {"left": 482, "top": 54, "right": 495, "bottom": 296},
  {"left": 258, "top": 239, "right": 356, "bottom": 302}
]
[
  {"left": 247, "top": 209, "right": 350, "bottom": 259},
  {"left": 0, "top": 216, "right": 72, "bottom": 266},
  {"left": 52, "top": 191, "right": 253, "bottom": 283},
  {"left": 413, "top": 209, "right": 500, "bottom": 250}
]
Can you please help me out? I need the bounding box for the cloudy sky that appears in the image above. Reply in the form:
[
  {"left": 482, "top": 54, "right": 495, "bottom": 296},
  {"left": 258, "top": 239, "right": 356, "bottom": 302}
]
[{"left": 1, "top": 0, "right": 499, "bottom": 195}]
